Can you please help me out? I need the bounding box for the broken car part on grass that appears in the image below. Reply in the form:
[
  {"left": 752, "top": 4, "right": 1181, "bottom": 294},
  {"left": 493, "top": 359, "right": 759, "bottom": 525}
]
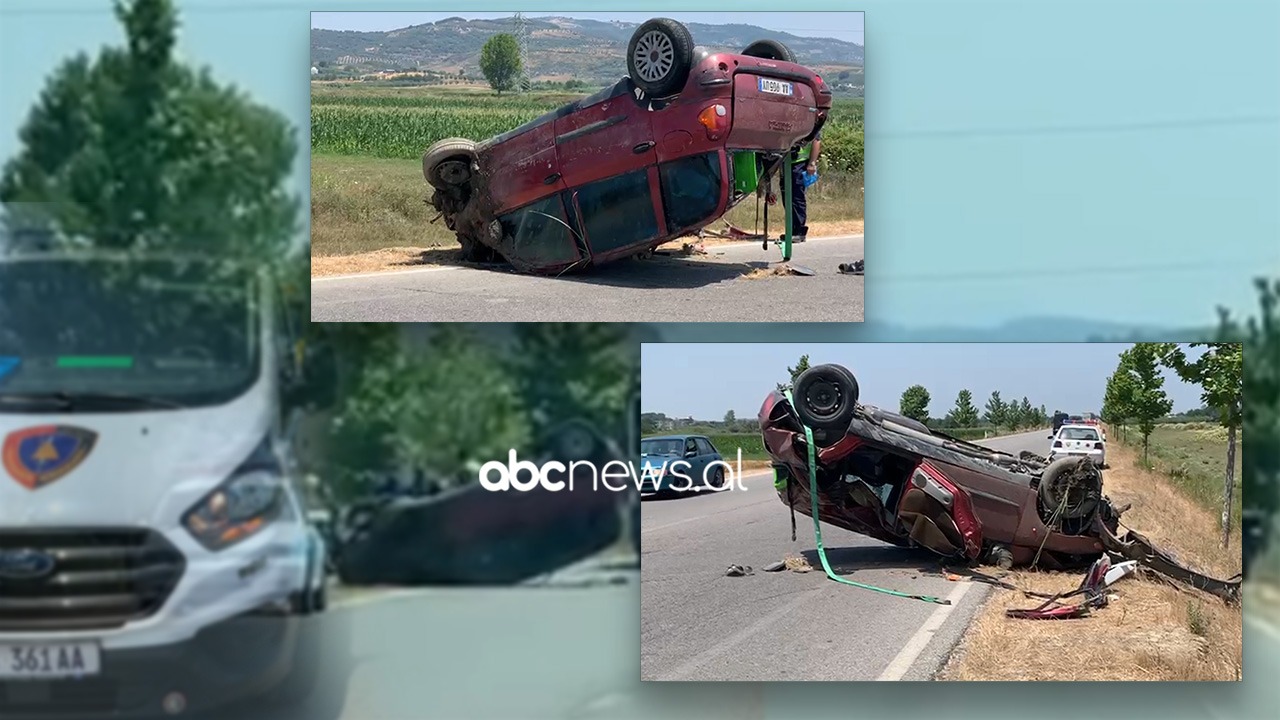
[
  {"left": 421, "top": 18, "right": 831, "bottom": 274},
  {"left": 759, "top": 363, "right": 1242, "bottom": 604}
]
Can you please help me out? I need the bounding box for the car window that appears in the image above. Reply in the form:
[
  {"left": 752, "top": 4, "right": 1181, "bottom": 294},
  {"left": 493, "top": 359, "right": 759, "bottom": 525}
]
[
  {"left": 497, "top": 194, "right": 579, "bottom": 265},
  {"left": 685, "top": 438, "right": 698, "bottom": 454},
  {"left": 642, "top": 438, "right": 682, "bottom": 455},
  {"left": 659, "top": 151, "right": 723, "bottom": 234},
  {"left": 1059, "top": 427, "right": 1100, "bottom": 441},
  {"left": 695, "top": 438, "right": 715, "bottom": 456},
  {"left": 574, "top": 169, "right": 659, "bottom": 254}
]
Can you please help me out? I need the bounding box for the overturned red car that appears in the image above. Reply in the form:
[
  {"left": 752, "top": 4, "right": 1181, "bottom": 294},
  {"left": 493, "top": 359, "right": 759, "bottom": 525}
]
[
  {"left": 422, "top": 17, "right": 832, "bottom": 274},
  {"left": 759, "top": 364, "right": 1242, "bottom": 601}
]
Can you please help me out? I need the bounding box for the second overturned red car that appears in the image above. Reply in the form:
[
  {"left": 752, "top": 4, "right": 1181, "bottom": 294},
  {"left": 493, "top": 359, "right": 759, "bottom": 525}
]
[
  {"left": 760, "top": 363, "right": 1242, "bottom": 601},
  {"left": 422, "top": 17, "right": 832, "bottom": 274}
]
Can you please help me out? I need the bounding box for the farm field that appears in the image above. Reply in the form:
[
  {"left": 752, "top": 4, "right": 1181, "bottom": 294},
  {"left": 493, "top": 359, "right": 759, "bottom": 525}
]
[{"left": 310, "top": 83, "right": 864, "bottom": 259}]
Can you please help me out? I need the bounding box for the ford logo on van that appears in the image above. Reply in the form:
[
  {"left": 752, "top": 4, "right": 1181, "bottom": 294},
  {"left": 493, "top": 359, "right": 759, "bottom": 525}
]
[{"left": 0, "top": 549, "right": 57, "bottom": 580}]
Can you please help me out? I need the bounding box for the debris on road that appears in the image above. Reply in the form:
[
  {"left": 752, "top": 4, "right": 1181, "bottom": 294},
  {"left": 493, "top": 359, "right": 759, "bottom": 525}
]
[
  {"left": 838, "top": 259, "right": 864, "bottom": 275},
  {"left": 763, "top": 560, "right": 786, "bottom": 572},
  {"left": 725, "top": 564, "right": 754, "bottom": 577},
  {"left": 784, "top": 555, "right": 813, "bottom": 573}
]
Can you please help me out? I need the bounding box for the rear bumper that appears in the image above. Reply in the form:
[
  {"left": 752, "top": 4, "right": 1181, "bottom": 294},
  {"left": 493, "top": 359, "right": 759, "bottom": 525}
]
[
  {"left": 1049, "top": 450, "right": 1105, "bottom": 466},
  {"left": 0, "top": 611, "right": 301, "bottom": 718}
]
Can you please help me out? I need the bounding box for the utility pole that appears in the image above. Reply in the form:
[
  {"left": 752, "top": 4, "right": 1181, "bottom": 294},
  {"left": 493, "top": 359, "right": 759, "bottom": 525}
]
[{"left": 512, "top": 12, "right": 531, "bottom": 93}]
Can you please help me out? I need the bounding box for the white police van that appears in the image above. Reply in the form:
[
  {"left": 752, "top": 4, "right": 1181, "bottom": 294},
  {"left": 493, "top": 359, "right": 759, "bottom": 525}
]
[{"left": 0, "top": 252, "right": 327, "bottom": 717}]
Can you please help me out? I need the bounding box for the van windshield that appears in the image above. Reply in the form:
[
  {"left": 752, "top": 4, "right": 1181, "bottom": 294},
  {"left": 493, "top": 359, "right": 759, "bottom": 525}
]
[{"left": 0, "top": 257, "right": 260, "bottom": 410}]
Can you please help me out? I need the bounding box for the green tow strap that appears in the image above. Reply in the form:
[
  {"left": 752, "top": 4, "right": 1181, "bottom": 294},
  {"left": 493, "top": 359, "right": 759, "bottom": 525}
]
[{"left": 784, "top": 390, "right": 952, "bottom": 606}]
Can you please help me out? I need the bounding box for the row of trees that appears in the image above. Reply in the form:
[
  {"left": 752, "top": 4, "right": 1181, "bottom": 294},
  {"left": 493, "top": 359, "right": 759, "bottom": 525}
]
[
  {"left": 1100, "top": 341, "right": 1244, "bottom": 547},
  {"left": 775, "top": 356, "right": 1050, "bottom": 431}
]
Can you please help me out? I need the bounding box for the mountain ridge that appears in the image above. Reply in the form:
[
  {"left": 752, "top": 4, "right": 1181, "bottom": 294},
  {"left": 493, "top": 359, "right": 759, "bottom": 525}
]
[{"left": 311, "top": 15, "right": 863, "bottom": 86}]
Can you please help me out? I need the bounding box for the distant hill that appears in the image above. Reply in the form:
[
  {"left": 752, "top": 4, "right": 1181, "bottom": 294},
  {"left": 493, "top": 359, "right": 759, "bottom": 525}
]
[{"left": 311, "top": 15, "right": 863, "bottom": 87}]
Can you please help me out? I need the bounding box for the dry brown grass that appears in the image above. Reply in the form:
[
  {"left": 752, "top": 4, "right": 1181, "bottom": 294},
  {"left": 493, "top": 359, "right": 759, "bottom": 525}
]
[{"left": 939, "top": 435, "right": 1242, "bottom": 681}]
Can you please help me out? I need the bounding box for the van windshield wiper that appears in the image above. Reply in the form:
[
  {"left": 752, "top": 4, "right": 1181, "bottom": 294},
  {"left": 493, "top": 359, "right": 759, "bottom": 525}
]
[{"left": 0, "top": 391, "right": 184, "bottom": 411}]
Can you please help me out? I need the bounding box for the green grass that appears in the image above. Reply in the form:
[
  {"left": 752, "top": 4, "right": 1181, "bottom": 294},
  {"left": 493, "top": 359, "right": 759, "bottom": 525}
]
[
  {"left": 311, "top": 154, "right": 456, "bottom": 256},
  {"left": 1115, "top": 422, "right": 1244, "bottom": 526}
]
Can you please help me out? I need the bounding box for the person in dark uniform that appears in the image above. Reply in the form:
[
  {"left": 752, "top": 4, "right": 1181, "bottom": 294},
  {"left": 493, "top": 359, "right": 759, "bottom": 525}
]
[{"left": 788, "top": 129, "right": 822, "bottom": 243}]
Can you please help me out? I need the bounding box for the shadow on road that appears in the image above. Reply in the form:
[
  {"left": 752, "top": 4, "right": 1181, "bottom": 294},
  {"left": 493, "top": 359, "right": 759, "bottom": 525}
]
[
  {"left": 391, "top": 247, "right": 775, "bottom": 290},
  {"left": 799, "top": 544, "right": 948, "bottom": 575}
]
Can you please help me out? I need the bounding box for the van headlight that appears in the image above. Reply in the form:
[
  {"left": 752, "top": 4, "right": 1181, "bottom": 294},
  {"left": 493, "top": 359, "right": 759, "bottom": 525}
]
[{"left": 183, "top": 470, "right": 285, "bottom": 551}]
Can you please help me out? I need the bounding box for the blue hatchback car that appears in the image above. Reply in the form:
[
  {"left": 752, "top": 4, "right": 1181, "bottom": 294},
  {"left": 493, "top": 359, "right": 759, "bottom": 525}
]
[{"left": 639, "top": 435, "right": 726, "bottom": 495}]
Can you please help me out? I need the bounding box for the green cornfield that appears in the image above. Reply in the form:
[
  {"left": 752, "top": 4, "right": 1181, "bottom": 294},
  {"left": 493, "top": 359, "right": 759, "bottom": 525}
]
[{"left": 311, "top": 86, "right": 864, "bottom": 174}]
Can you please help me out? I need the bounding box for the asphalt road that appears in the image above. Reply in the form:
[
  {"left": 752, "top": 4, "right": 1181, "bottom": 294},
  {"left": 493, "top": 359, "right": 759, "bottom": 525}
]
[
  {"left": 310, "top": 234, "right": 864, "bottom": 322},
  {"left": 211, "top": 562, "right": 764, "bottom": 720},
  {"left": 639, "top": 429, "right": 1049, "bottom": 682}
]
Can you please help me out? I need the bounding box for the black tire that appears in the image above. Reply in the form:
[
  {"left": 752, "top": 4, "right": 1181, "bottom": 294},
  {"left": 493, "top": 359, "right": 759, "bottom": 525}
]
[
  {"left": 1038, "top": 457, "right": 1102, "bottom": 521},
  {"left": 626, "top": 18, "right": 695, "bottom": 97},
  {"left": 741, "top": 39, "right": 797, "bottom": 63},
  {"left": 422, "top": 137, "right": 476, "bottom": 190},
  {"left": 792, "top": 364, "right": 860, "bottom": 436},
  {"left": 709, "top": 466, "right": 726, "bottom": 489},
  {"left": 554, "top": 422, "right": 599, "bottom": 461}
]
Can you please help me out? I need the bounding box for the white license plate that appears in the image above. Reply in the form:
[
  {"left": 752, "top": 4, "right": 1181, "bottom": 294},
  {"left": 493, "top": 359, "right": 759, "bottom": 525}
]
[
  {"left": 0, "top": 643, "right": 101, "bottom": 679},
  {"left": 757, "top": 78, "right": 794, "bottom": 96}
]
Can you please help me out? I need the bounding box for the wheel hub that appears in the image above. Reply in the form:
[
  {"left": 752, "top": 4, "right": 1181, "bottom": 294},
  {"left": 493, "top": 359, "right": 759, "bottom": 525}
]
[
  {"left": 634, "top": 30, "right": 675, "bottom": 82},
  {"left": 806, "top": 381, "right": 840, "bottom": 414}
]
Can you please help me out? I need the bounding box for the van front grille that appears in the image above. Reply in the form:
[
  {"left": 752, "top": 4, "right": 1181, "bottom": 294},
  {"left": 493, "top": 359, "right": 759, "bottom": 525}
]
[{"left": 0, "top": 528, "right": 185, "bottom": 632}]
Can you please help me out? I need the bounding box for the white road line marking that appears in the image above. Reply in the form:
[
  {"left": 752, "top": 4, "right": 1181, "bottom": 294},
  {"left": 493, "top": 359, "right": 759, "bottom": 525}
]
[
  {"left": 660, "top": 589, "right": 820, "bottom": 681},
  {"left": 875, "top": 581, "right": 973, "bottom": 681},
  {"left": 312, "top": 265, "right": 463, "bottom": 282}
]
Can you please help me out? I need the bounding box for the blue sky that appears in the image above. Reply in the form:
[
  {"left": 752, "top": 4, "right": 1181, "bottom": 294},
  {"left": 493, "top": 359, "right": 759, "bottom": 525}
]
[
  {"left": 640, "top": 343, "right": 1207, "bottom": 419},
  {"left": 309, "top": 11, "right": 864, "bottom": 43}
]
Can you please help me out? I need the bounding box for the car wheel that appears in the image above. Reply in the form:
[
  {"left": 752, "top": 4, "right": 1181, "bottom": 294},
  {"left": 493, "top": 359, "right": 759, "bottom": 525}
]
[
  {"left": 423, "top": 137, "right": 477, "bottom": 190},
  {"left": 709, "top": 466, "right": 726, "bottom": 489},
  {"left": 792, "top": 364, "right": 860, "bottom": 437},
  {"left": 741, "top": 39, "right": 797, "bottom": 63},
  {"left": 1038, "top": 457, "right": 1102, "bottom": 520},
  {"left": 626, "top": 18, "right": 695, "bottom": 98}
]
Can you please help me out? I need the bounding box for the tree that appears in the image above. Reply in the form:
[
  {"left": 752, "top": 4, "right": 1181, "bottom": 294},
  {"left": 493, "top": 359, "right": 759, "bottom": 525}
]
[
  {"left": 1015, "top": 397, "right": 1034, "bottom": 430},
  {"left": 332, "top": 326, "right": 530, "bottom": 495},
  {"left": 510, "top": 323, "right": 637, "bottom": 440},
  {"left": 1115, "top": 343, "right": 1174, "bottom": 463},
  {"left": 1237, "top": 280, "right": 1280, "bottom": 532},
  {"left": 1, "top": 0, "right": 298, "bottom": 261},
  {"left": 1159, "top": 336, "right": 1245, "bottom": 548},
  {"left": 899, "top": 385, "right": 931, "bottom": 424},
  {"left": 1101, "top": 369, "right": 1137, "bottom": 440},
  {"left": 984, "top": 391, "right": 1007, "bottom": 428},
  {"left": 777, "top": 354, "right": 811, "bottom": 391},
  {"left": 946, "top": 389, "right": 980, "bottom": 427},
  {"left": 479, "top": 33, "right": 522, "bottom": 95},
  {"left": 724, "top": 409, "right": 736, "bottom": 426}
]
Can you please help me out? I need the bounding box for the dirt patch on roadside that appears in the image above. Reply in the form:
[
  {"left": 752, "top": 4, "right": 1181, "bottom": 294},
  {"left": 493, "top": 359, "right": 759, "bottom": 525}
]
[
  {"left": 939, "top": 438, "right": 1242, "bottom": 681},
  {"left": 311, "top": 246, "right": 459, "bottom": 277}
]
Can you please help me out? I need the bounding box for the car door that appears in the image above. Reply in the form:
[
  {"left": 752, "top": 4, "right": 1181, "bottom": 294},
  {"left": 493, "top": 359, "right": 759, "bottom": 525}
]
[
  {"left": 893, "top": 461, "right": 984, "bottom": 561},
  {"left": 555, "top": 95, "right": 664, "bottom": 262},
  {"left": 682, "top": 437, "right": 704, "bottom": 486},
  {"left": 695, "top": 437, "right": 722, "bottom": 486},
  {"left": 554, "top": 92, "right": 656, "bottom": 189}
]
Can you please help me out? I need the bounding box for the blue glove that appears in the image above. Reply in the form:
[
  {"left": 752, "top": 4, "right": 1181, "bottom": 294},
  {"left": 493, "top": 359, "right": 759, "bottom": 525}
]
[{"left": 803, "top": 171, "right": 818, "bottom": 188}]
